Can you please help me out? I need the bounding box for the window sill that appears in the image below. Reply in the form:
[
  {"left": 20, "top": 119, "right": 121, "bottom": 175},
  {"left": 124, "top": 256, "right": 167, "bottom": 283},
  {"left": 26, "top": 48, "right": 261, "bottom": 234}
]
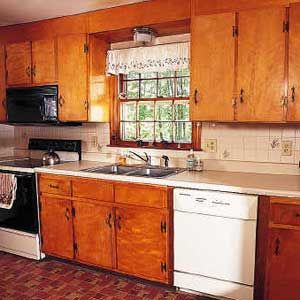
[{"left": 108, "top": 142, "right": 195, "bottom": 151}]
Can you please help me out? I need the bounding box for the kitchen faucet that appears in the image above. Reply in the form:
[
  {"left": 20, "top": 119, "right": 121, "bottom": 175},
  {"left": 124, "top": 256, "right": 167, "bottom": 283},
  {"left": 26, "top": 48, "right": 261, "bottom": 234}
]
[{"left": 128, "top": 151, "right": 152, "bottom": 165}]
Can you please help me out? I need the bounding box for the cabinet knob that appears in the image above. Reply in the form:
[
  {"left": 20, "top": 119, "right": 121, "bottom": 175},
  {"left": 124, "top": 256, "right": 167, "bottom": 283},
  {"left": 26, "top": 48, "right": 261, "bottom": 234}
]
[
  {"left": 240, "top": 89, "right": 244, "bottom": 103},
  {"left": 291, "top": 86, "right": 296, "bottom": 102}
]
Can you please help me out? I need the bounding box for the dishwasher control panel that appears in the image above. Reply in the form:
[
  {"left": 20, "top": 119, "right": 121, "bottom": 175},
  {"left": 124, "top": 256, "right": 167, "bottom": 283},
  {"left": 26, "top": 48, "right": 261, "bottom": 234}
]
[{"left": 174, "top": 188, "right": 258, "bottom": 220}]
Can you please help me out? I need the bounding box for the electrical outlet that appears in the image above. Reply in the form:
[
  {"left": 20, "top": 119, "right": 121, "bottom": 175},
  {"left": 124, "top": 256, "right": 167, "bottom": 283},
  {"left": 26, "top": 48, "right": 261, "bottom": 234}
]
[
  {"left": 281, "top": 140, "right": 293, "bottom": 156},
  {"left": 91, "top": 135, "right": 98, "bottom": 148},
  {"left": 204, "top": 139, "right": 217, "bottom": 153}
]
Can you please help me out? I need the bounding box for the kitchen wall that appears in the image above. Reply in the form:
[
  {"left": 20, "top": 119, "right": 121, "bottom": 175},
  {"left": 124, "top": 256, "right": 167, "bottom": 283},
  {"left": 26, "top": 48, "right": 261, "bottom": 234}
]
[{"left": 9, "top": 122, "right": 300, "bottom": 175}]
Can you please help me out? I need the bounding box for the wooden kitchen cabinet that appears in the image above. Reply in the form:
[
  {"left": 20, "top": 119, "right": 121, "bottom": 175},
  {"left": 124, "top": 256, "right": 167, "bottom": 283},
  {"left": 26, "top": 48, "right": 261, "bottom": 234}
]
[
  {"left": 72, "top": 201, "right": 115, "bottom": 268},
  {"left": 190, "top": 12, "right": 235, "bottom": 121},
  {"left": 39, "top": 195, "right": 74, "bottom": 259},
  {"left": 31, "top": 39, "right": 57, "bottom": 84},
  {"left": 0, "top": 45, "right": 6, "bottom": 121},
  {"left": 6, "top": 42, "right": 32, "bottom": 86},
  {"left": 115, "top": 206, "right": 170, "bottom": 282},
  {"left": 236, "top": 7, "right": 286, "bottom": 122},
  {"left": 57, "top": 34, "right": 88, "bottom": 122}
]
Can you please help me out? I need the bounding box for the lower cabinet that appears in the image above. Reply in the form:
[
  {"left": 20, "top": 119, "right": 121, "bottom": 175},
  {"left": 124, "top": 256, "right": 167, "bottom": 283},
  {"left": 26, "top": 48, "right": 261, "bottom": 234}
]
[
  {"left": 40, "top": 195, "right": 74, "bottom": 259},
  {"left": 38, "top": 174, "right": 172, "bottom": 284},
  {"left": 73, "top": 201, "right": 115, "bottom": 268},
  {"left": 116, "top": 207, "right": 169, "bottom": 282}
]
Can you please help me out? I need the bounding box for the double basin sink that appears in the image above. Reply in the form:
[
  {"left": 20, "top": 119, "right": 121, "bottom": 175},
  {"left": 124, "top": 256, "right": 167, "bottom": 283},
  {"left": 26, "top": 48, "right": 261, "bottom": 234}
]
[{"left": 81, "top": 164, "right": 184, "bottom": 179}]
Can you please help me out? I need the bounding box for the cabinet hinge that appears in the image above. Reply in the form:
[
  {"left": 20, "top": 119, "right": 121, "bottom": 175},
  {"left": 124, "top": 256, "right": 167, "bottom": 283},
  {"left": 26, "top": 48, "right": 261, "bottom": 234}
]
[
  {"left": 73, "top": 242, "right": 78, "bottom": 253},
  {"left": 283, "top": 21, "right": 289, "bottom": 33},
  {"left": 160, "top": 220, "right": 167, "bottom": 233},
  {"left": 84, "top": 43, "right": 89, "bottom": 53},
  {"left": 232, "top": 25, "right": 238, "bottom": 37},
  {"left": 72, "top": 207, "right": 76, "bottom": 217},
  {"left": 160, "top": 262, "right": 167, "bottom": 273}
]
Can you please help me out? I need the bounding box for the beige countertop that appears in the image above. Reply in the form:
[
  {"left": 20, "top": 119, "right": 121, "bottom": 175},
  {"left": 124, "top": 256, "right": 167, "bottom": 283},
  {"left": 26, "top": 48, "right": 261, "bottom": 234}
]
[{"left": 34, "top": 160, "right": 300, "bottom": 198}]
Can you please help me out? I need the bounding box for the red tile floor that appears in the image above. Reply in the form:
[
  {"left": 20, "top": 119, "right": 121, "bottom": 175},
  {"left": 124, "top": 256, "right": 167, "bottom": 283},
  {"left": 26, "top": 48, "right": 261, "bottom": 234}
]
[{"left": 0, "top": 252, "right": 214, "bottom": 300}]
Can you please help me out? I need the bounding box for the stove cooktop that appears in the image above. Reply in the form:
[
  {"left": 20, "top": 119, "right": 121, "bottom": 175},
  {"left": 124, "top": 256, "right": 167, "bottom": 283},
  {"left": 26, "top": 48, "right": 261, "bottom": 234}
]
[{"left": 0, "top": 158, "right": 50, "bottom": 168}]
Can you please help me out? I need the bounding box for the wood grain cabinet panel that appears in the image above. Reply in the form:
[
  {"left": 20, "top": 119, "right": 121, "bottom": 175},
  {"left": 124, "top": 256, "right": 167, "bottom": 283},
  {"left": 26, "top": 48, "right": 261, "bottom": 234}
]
[
  {"left": 40, "top": 195, "right": 74, "bottom": 259},
  {"left": 236, "top": 7, "right": 286, "bottom": 122},
  {"left": 115, "top": 183, "right": 169, "bottom": 208},
  {"left": 73, "top": 201, "right": 115, "bottom": 268},
  {"left": 265, "top": 228, "right": 300, "bottom": 300},
  {"left": 190, "top": 12, "right": 235, "bottom": 121},
  {"left": 72, "top": 178, "right": 114, "bottom": 202},
  {"left": 57, "top": 34, "right": 88, "bottom": 122},
  {"left": 6, "top": 41, "right": 32, "bottom": 86},
  {"left": 271, "top": 203, "right": 300, "bottom": 227},
  {"left": 32, "top": 39, "right": 57, "bottom": 84},
  {"left": 39, "top": 174, "right": 71, "bottom": 196},
  {"left": 287, "top": 3, "right": 300, "bottom": 121},
  {"left": 115, "top": 207, "right": 169, "bottom": 283},
  {"left": 0, "top": 45, "right": 6, "bottom": 121}
]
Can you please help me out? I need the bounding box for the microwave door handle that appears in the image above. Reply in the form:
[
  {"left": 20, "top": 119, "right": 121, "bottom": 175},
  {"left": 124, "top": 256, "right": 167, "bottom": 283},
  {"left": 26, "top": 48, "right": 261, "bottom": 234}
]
[{"left": 39, "top": 104, "right": 45, "bottom": 121}]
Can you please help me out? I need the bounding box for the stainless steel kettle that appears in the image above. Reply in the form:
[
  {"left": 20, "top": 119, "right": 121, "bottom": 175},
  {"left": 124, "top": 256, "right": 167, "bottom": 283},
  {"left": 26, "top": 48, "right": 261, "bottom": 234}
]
[{"left": 42, "top": 148, "right": 60, "bottom": 165}]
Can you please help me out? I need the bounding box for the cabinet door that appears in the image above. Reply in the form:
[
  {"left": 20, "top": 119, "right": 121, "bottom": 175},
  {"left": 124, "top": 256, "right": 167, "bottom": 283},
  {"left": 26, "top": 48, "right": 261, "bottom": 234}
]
[
  {"left": 236, "top": 7, "right": 286, "bottom": 122},
  {"left": 0, "top": 45, "right": 6, "bottom": 121},
  {"left": 190, "top": 12, "right": 235, "bottom": 121},
  {"left": 115, "top": 207, "right": 169, "bottom": 283},
  {"left": 32, "top": 39, "right": 57, "bottom": 84},
  {"left": 287, "top": 3, "right": 300, "bottom": 121},
  {"left": 6, "top": 41, "right": 31, "bottom": 86},
  {"left": 266, "top": 228, "right": 300, "bottom": 300},
  {"left": 40, "top": 196, "right": 74, "bottom": 259},
  {"left": 73, "top": 201, "right": 115, "bottom": 268},
  {"left": 57, "top": 34, "right": 88, "bottom": 122}
]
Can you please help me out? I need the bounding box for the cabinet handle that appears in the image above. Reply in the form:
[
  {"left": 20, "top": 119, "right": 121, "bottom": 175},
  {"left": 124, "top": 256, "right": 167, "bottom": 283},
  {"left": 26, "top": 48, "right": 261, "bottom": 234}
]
[
  {"left": 106, "top": 213, "right": 112, "bottom": 228},
  {"left": 58, "top": 96, "right": 64, "bottom": 107},
  {"left": 194, "top": 89, "right": 199, "bottom": 104},
  {"left": 274, "top": 238, "right": 281, "bottom": 256},
  {"left": 116, "top": 215, "right": 121, "bottom": 230},
  {"left": 240, "top": 89, "right": 244, "bottom": 103},
  {"left": 26, "top": 66, "right": 31, "bottom": 77},
  {"left": 65, "top": 208, "right": 70, "bottom": 221},
  {"left": 49, "top": 184, "right": 59, "bottom": 189},
  {"left": 291, "top": 86, "right": 296, "bottom": 102},
  {"left": 32, "top": 65, "right": 36, "bottom": 77}
]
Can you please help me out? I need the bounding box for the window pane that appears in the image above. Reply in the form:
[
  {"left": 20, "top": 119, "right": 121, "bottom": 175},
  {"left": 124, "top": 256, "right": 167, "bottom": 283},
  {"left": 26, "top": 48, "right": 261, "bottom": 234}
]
[
  {"left": 158, "top": 79, "right": 175, "bottom": 98},
  {"left": 176, "top": 69, "right": 190, "bottom": 77},
  {"left": 174, "top": 122, "right": 192, "bottom": 143},
  {"left": 174, "top": 100, "right": 189, "bottom": 121},
  {"left": 140, "top": 80, "right": 157, "bottom": 98},
  {"left": 121, "top": 122, "right": 137, "bottom": 141},
  {"left": 127, "top": 71, "right": 139, "bottom": 80},
  {"left": 155, "top": 101, "right": 173, "bottom": 121},
  {"left": 126, "top": 80, "right": 139, "bottom": 99},
  {"left": 176, "top": 77, "right": 190, "bottom": 97},
  {"left": 138, "top": 101, "right": 154, "bottom": 121},
  {"left": 121, "top": 102, "right": 136, "bottom": 121},
  {"left": 139, "top": 122, "right": 154, "bottom": 141},
  {"left": 140, "top": 72, "right": 157, "bottom": 79},
  {"left": 158, "top": 70, "right": 175, "bottom": 78},
  {"left": 155, "top": 122, "right": 173, "bottom": 142}
]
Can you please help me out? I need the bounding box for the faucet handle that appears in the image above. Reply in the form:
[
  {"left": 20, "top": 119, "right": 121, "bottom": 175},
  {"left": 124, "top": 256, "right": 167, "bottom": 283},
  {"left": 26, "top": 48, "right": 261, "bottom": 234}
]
[{"left": 161, "top": 155, "right": 169, "bottom": 168}]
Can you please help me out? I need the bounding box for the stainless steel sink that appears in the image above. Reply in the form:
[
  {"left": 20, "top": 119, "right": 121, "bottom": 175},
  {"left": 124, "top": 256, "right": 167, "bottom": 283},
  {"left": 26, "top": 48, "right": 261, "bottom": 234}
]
[{"left": 81, "top": 164, "right": 184, "bottom": 178}]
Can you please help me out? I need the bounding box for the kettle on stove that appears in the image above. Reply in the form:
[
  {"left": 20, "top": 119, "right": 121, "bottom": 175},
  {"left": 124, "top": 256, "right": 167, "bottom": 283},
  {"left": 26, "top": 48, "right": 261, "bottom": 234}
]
[{"left": 42, "top": 148, "right": 60, "bottom": 165}]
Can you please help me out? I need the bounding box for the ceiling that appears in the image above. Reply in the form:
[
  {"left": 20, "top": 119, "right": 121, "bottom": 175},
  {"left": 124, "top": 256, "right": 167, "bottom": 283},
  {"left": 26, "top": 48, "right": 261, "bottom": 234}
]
[{"left": 0, "top": 0, "right": 148, "bottom": 26}]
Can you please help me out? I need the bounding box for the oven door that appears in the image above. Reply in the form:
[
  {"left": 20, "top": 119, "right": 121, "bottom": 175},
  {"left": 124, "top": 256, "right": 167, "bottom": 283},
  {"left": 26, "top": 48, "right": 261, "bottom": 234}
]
[
  {"left": 0, "top": 172, "right": 39, "bottom": 234},
  {"left": 6, "top": 85, "right": 58, "bottom": 123}
]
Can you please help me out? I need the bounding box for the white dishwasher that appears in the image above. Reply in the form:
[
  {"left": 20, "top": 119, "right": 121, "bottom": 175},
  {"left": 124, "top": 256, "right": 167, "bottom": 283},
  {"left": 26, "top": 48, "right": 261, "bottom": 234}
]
[{"left": 174, "top": 188, "right": 258, "bottom": 300}]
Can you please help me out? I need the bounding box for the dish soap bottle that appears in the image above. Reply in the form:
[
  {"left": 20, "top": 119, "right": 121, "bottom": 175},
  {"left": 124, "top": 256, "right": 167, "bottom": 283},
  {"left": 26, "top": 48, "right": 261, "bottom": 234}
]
[{"left": 186, "top": 149, "right": 197, "bottom": 171}]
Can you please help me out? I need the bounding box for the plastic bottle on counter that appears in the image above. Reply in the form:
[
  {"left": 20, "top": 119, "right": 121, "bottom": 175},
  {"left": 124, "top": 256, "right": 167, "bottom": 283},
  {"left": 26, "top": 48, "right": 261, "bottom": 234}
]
[{"left": 186, "top": 149, "right": 198, "bottom": 171}]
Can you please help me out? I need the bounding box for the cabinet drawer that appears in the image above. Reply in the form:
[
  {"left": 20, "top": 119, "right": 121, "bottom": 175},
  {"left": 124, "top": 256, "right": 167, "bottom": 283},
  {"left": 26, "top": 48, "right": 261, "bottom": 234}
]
[
  {"left": 115, "top": 183, "right": 169, "bottom": 208},
  {"left": 271, "top": 203, "right": 300, "bottom": 226},
  {"left": 39, "top": 174, "right": 71, "bottom": 196},
  {"left": 72, "top": 178, "right": 114, "bottom": 202}
]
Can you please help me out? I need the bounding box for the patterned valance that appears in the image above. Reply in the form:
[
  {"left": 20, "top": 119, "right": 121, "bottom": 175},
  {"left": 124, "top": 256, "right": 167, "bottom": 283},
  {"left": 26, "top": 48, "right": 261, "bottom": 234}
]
[{"left": 106, "top": 42, "right": 190, "bottom": 75}]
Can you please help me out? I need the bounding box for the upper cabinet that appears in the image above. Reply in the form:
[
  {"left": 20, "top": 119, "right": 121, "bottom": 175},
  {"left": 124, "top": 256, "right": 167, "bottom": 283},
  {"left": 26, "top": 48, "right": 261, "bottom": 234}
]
[
  {"left": 190, "top": 12, "right": 235, "bottom": 121},
  {"left": 236, "top": 7, "right": 286, "bottom": 122},
  {"left": 6, "top": 42, "right": 32, "bottom": 86},
  {"left": 6, "top": 39, "right": 57, "bottom": 87},
  {"left": 0, "top": 45, "right": 6, "bottom": 122},
  {"left": 57, "top": 34, "right": 88, "bottom": 122}
]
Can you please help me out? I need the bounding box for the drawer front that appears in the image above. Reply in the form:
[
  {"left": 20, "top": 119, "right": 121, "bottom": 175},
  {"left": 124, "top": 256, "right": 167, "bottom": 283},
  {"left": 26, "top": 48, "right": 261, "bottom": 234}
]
[
  {"left": 115, "top": 183, "right": 169, "bottom": 208},
  {"left": 72, "top": 178, "right": 114, "bottom": 202},
  {"left": 39, "top": 175, "right": 71, "bottom": 196},
  {"left": 271, "top": 203, "right": 300, "bottom": 226}
]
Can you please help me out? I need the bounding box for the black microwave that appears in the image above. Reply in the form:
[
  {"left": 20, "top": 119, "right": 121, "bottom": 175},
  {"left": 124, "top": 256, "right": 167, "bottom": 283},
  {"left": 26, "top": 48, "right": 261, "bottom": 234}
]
[{"left": 6, "top": 85, "right": 58, "bottom": 124}]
